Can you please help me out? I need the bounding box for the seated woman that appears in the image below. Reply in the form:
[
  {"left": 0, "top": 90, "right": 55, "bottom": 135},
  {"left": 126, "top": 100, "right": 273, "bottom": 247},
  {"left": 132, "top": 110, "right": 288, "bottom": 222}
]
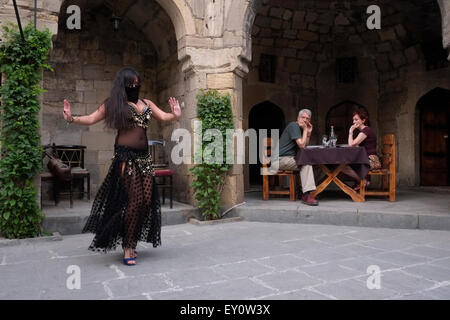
[{"left": 341, "top": 108, "right": 380, "bottom": 190}]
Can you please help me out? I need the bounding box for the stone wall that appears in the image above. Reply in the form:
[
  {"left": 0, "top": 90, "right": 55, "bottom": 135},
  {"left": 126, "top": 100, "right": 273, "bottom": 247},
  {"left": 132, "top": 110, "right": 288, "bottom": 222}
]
[
  {"left": 243, "top": 0, "right": 450, "bottom": 188},
  {"left": 1, "top": 0, "right": 450, "bottom": 207}
]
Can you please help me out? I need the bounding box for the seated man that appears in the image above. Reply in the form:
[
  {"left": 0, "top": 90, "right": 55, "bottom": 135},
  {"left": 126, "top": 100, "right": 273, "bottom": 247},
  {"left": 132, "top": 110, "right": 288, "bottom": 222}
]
[{"left": 274, "top": 109, "right": 318, "bottom": 206}]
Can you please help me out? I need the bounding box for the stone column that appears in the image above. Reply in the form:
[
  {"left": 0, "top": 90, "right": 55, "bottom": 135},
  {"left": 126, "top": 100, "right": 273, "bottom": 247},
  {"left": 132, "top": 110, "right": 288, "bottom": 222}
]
[
  {"left": 437, "top": 0, "right": 450, "bottom": 60},
  {"left": 174, "top": 69, "right": 244, "bottom": 209},
  {"left": 205, "top": 71, "right": 245, "bottom": 209}
]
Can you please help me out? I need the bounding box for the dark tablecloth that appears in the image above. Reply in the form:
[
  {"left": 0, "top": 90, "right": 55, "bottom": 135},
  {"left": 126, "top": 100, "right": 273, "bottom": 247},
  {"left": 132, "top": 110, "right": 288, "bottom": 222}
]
[{"left": 295, "top": 146, "right": 370, "bottom": 179}]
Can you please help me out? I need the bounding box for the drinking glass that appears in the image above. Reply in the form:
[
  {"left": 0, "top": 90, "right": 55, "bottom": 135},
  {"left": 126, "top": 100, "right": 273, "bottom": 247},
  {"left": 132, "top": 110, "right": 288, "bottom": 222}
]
[{"left": 322, "top": 135, "right": 329, "bottom": 147}]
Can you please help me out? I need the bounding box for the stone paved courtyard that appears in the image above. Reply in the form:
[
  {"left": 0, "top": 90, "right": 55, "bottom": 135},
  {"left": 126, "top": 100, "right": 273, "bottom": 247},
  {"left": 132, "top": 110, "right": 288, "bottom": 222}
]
[{"left": 1, "top": 221, "right": 450, "bottom": 300}]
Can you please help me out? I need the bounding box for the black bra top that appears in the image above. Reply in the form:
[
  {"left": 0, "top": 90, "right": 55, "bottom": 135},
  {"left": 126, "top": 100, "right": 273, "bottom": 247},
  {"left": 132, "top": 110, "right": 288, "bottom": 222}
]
[{"left": 128, "top": 99, "right": 152, "bottom": 129}]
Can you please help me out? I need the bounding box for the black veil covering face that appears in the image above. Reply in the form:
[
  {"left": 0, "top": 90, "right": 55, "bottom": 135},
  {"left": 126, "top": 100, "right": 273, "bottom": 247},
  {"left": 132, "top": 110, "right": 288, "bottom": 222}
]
[{"left": 125, "top": 83, "right": 140, "bottom": 103}]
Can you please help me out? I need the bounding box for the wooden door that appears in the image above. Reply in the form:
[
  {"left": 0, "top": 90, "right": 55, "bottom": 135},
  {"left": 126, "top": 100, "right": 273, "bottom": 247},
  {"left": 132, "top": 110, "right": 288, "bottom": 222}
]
[{"left": 420, "top": 107, "right": 449, "bottom": 186}]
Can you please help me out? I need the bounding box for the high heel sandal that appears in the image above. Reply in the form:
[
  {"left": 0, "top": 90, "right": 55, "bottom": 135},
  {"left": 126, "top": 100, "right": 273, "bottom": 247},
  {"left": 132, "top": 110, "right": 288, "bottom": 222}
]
[
  {"left": 123, "top": 257, "right": 136, "bottom": 266},
  {"left": 123, "top": 249, "right": 137, "bottom": 265}
]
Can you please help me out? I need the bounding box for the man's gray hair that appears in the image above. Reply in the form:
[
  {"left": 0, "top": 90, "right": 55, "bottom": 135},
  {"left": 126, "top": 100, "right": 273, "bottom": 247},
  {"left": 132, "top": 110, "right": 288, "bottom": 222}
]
[{"left": 298, "top": 109, "right": 312, "bottom": 118}]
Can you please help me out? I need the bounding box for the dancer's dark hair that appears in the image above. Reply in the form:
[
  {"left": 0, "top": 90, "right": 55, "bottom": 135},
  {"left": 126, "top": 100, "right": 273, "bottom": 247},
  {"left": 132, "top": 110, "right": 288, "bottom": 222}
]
[{"left": 104, "top": 67, "right": 141, "bottom": 130}]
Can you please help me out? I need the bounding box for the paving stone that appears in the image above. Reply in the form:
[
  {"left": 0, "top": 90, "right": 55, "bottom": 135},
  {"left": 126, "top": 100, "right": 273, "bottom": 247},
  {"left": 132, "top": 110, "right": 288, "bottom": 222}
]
[
  {"left": 260, "top": 289, "right": 331, "bottom": 300},
  {"left": 403, "top": 264, "right": 450, "bottom": 282},
  {"left": 299, "top": 263, "right": 362, "bottom": 282},
  {"left": 392, "top": 292, "right": 435, "bottom": 300},
  {"left": 198, "top": 278, "right": 277, "bottom": 299},
  {"left": 335, "top": 244, "right": 385, "bottom": 257},
  {"left": 343, "top": 229, "right": 399, "bottom": 241},
  {"left": 423, "top": 285, "right": 450, "bottom": 299},
  {"left": 312, "top": 234, "right": 359, "bottom": 246},
  {"left": 426, "top": 240, "right": 450, "bottom": 251},
  {"left": 377, "top": 270, "right": 436, "bottom": 295},
  {"left": 256, "top": 254, "right": 312, "bottom": 271},
  {"left": 279, "top": 238, "right": 333, "bottom": 252},
  {"left": 111, "top": 294, "right": 149, "bottom": 300},
  {"left": 313, "top": 278, "right": 398, "bottom": 300},
  {"left": 166, "top": 267, "right": 229, "bottom": 287},
  {"left": 39, "top": 282, "right": 109, "bottom": 300},
  {"left": 295, "top": 247, "right": 355, "bottom": 264},
  {"left": 213, "top": 260, "right": 274, "bottom": 279},
  {"left": 336, "top": 257, "right": 399, "bottom": 275},
  {"left": 107, "top": 274, "right": 172, "bottom": 298},
  {"left": 362, "top": 238, "right": 416, "bottom": 251},
  {"left": 2, "top": 222, "right": 450, "bottom": 299},
  {"left": 370, "top": 252, "right": 431, "bottom": 266},
  {"left": 430, "top": 257, "right": 450, "bottom": 270},
  {"left": 256, "top": 270, "right": 323, "bottom": 292},
  {"left": 403, "top": 246, "right": 450, "bottom": 259},
  {"left": 150, "top": 287, "right": 218, "bottom": 300}
]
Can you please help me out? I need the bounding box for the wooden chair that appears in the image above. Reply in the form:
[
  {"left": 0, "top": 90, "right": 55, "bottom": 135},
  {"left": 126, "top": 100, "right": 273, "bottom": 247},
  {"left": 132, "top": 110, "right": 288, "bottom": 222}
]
[
  {"left": 52, "top": 144, "right": 90, "bottom": 208},
  {"left": 148, "top": 140, "right": 174, "bottom": 208},
  {"left": 262, "top": 137, "right": 299, "bottom": 201},
  {"left": 360, "top": 134, "right": 396, "bottom": 202}
]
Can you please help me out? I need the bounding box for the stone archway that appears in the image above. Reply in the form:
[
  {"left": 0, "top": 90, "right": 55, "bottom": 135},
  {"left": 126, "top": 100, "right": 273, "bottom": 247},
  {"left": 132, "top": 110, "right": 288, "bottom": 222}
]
[{"left": 40, "top": 0, "right": 185, "bottom": 201}]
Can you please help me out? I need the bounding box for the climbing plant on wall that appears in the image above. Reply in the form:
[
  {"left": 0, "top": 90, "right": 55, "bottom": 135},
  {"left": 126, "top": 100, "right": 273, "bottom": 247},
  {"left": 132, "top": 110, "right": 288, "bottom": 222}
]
[
  {"left": 189, "top": 89, "right": 235, "bottom": 220},
  {"left": 0, "top": 23, "right": 52, "bottom": 238}
]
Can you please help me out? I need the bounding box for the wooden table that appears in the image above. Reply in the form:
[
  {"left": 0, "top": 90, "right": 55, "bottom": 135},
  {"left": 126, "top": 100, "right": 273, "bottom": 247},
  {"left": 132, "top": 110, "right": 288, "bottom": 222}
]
[{"left": 295, "top": 146, "right": 370, "bottom": 202}]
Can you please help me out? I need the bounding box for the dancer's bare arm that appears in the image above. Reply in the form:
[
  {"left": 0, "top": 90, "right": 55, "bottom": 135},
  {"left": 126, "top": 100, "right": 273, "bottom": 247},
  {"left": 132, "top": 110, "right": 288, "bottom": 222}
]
[{"left": 63, "top": 99, "right": 106, "bottom": 125}]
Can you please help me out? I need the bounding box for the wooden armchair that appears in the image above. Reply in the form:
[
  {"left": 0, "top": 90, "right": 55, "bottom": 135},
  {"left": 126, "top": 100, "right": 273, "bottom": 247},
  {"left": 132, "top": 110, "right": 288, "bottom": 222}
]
[
  {"left": 262, "top": 137, "right": 299, "bottom": 201},
  {"left": 360, "top": 134, "right": 396, "bottom": 201}
]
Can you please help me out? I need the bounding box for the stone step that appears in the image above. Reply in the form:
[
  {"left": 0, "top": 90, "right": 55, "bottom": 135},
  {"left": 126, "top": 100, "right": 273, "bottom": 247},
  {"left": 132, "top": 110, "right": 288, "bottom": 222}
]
[{"left": 42, "top": 199, "right": 200, "bottom": 235}]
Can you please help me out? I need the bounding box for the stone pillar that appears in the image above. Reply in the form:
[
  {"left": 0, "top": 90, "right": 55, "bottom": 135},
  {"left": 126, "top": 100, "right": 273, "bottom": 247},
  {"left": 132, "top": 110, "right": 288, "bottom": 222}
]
[
  {"left": 206, "top": 71, "right": 245, "bottom": 209},
  {"left": 437, "top": 0, "right": 450, "bottom": 60},
  {"left": 0, "top": 0, "right": 61, "bottom": 37}
]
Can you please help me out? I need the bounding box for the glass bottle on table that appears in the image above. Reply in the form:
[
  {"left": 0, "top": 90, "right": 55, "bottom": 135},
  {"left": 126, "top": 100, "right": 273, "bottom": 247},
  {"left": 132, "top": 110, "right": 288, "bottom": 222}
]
[{"left": 330, "top": 125, "right": 337, "bottom": 148}]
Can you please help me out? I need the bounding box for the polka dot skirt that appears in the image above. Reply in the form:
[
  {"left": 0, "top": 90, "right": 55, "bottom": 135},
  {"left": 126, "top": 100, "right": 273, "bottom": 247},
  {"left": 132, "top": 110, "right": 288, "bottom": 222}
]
[{"left": 82, "top": 144, "right": 161, "bottom": 253}]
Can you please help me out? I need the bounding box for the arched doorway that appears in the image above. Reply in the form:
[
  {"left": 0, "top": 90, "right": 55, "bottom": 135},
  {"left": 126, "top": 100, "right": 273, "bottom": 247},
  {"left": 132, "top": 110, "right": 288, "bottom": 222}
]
[
  {"left": 418, "top": 88, "right": 450, "bottom": 186},
  {"left": 41, "top": 0, "right": 180, "bottom": 198},
  {"left": 325, "top": 101, "right": 369, "bottom": 145},
  {"left": 248, "top": 101, "right": 285, "bottom": 186}
]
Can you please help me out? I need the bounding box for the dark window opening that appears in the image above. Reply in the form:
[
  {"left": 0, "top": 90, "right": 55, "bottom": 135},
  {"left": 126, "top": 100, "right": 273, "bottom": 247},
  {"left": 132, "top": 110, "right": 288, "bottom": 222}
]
[
  {"left": 259, "top": 54, "right": 276, "bottom": 83},
  {"left": 336, "top": 57, "right": 357, "bottom": 84}
]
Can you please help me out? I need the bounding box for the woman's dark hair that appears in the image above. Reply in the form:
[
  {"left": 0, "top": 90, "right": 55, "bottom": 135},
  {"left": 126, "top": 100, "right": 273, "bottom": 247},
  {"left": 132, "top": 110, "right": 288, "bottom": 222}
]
[
  {"left": 104, "top": 67, "right": 141, "bottom": 130},
  {"left": 353, "top": 108, "right": 370, "bottom": 127}
]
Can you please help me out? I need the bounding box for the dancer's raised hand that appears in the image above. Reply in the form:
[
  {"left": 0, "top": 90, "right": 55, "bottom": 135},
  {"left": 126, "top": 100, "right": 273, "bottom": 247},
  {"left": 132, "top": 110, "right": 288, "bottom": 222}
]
[
  {"left": 169, "top": 97, "right": 181, "bottom": 119},
  {"left": 63, "top": 99, "right": 73, "bottom": 122}
]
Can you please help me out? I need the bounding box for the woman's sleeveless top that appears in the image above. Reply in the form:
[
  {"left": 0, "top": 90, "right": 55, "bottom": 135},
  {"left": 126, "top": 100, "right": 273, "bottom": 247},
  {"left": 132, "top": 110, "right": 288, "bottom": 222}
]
[{"left": 129, "top": 99, "right": 152, "bottom": 129}]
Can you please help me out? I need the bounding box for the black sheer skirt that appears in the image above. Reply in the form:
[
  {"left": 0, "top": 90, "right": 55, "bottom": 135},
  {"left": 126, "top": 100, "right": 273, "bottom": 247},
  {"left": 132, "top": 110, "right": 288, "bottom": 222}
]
[{"left": 82, "top": 144, "right": 162, "bottom": 253}]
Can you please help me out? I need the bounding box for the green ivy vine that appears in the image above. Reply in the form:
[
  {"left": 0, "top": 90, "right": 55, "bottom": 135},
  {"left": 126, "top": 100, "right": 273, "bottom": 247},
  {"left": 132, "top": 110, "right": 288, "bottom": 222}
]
[
  {"left": 0, "top": 23, "right": 52, "bottom": 238},
  {"left": 189, "top": 89, "right": 234, "bottom": 220}
]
